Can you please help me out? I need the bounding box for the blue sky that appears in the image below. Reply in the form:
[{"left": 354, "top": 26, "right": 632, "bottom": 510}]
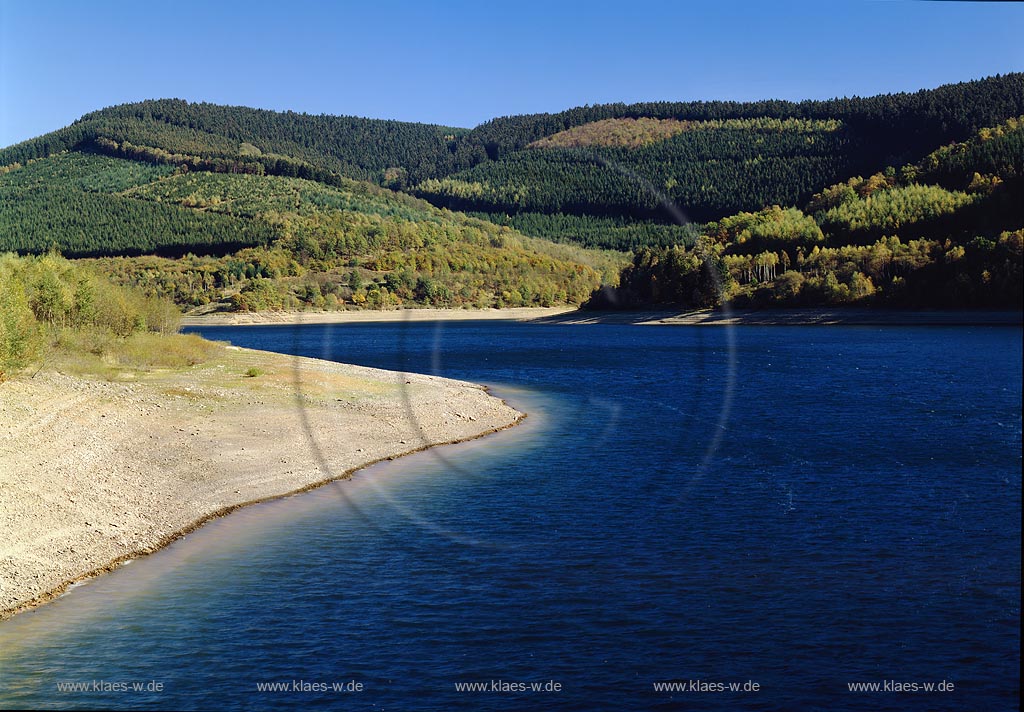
[{"left": 1, "top": 0, "right": 1022, "bottom": 147}]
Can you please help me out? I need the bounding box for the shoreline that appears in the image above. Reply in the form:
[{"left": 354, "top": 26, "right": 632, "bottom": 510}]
[
  {"left": 180, "top": 306, "right": 576, "bottom": 326},
  {"left": 533, "top": 307, "right": 1024, "bottom": 326},
  {"left": 181, "top": 306, "right": 1023, "bottom": 327},
  {"left": 0, "top": 348, "right": 523, "bottom": 620}
]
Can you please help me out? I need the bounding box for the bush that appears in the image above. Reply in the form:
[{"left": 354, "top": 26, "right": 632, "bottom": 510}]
[
  {"left": 0, "top": 262, "right": 43, "bottom": 379},
  {"left": 0, "top": 252, "right": 189, "bottom": 379},
  {"left": 773, "top": 270, "right": 806, "bottom": 302}
]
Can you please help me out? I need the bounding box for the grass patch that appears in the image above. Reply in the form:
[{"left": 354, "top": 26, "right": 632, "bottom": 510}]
[
  {"left": 117, "top": 332, "right": 223, "bottom": 369},
  {"left": 49, "top": 330, "right": 223, "bottom": 378}
]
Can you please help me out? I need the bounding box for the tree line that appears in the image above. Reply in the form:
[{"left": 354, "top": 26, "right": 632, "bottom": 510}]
[
  {"left": 1, "top": 252, "right": 184, "bottom": 380},
  {"left": 595, "top": 229, "right": 1021, "bottom": 310},
  {"left": 589, "top": 121, "right": 1023, "bottom": 311}
]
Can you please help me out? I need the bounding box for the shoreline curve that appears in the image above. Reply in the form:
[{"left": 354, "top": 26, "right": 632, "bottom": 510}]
[{"left": 0, "top": 347, "right": 524, "bottom": 621}]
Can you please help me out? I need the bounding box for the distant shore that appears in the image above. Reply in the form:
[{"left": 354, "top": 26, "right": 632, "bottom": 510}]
[
  {"left": 182, "top": 306, "right": 1022, "bottom": 327},
  {"left": 0, "top": 347, "right": 522, "bottom": 620},
  {"left": 180, "top": 306, "right": 576, "bottom": 326},
  {"left": 534, "top": 308, "right": 1024, "bottom": 326}
]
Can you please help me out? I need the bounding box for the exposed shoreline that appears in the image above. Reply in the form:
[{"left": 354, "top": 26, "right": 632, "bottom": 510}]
[
  {"left": 180, "top": 306, "right": 576, "bottom": 326},
  {"left": 534, "top": 307, "right": 1024, "bottom": 326},
  {"left": 181, "top": 306, "right": 1023, "bottom": 327},
  {"left": 0, "top": 347, "right": 523, "bottom": 620}
]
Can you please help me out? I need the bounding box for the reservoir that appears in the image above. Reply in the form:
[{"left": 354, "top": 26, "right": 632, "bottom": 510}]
[{"left": 1, "top": 321, "right": 1019, "bottom": 710}]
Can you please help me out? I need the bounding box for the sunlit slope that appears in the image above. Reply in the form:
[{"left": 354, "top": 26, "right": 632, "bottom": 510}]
[
  {"left": 0, "top": 151, "right": 621, "bottom": 309},
  {"left": 0, "top": 153, "right": 273, "bottom": 256},
  {"left": 2, "top": 74, "right": 1021, "bottom": 248}
]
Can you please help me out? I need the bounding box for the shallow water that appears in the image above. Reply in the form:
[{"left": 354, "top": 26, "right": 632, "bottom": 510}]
[{"left": 1, "top": 322, "right": 1020, "bottom": 710}]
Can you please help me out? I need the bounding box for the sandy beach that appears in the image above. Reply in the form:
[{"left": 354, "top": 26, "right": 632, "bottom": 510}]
[{"left": 0, "top": 347, "right": 522, "bottom": 619}]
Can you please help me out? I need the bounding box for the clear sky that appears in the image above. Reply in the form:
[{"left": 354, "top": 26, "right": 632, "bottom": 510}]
[{"left": 1, "top": 0, "right": 1022, "bottom": 147}]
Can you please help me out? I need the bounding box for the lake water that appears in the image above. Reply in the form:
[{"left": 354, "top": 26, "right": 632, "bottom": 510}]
[{"left": 1, "top": 321, "right": 1020, "bottom": 710}]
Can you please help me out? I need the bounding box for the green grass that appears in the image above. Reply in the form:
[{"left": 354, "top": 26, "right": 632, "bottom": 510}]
[{"left": 50, "top": 330, "right": 223, "bottom": 378}]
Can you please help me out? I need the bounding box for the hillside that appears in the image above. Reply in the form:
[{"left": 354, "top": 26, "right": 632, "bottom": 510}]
[
  {"left": 2, "top": 74, "right": 1022, "bottom": 250},
  {"left": 413, "top": 73, "right": 1024, "bottom": 242},
  {"left": 0, "top": 150, "right": 620, "bottom": 310},
  {"left": 1, "top": 75, "right": 1021, "bottom": 312},
  {"left": 526, "top": 117, "right": 841, "bottom": 149},
  {"left": 417, "top": 116, "right": 850, "bottom": 228},
  {"left": 0, "top": 100, "right": 468, "bottom": 187},
  {"left": 0, "top": 152, "right": 273, "bottom": 256},
  {"left": 592, "top": 117, "right": 1024, "bottom": 310}
]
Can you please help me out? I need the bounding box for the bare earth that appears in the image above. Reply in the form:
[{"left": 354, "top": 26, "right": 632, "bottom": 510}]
[
  {"left": 182, "top": 306, "right": 1022, "bottom": 328},
  {"left": 181, "top": 306, "right": 576, "bottom": 326},
  {"left": 528, "top": 308, "right": 1023, "bottom": 326},
  {"left": 0, "top": 347, "right": 522, "bottom": 619}
]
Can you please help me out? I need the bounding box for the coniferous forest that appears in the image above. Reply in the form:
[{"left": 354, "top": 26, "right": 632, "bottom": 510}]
[{"left": 0, "top": 74, "right": 1021, "bottom": 312}]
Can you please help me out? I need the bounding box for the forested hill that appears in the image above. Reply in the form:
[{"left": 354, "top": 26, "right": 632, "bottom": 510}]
[
  {"left": 0, "top": 150, "right": 621, "bottom": 311},
  {"left": 0, "top": 100, "right": 469, "bottom": 187},
  {"left": 416, "top": 74, "right": 1024, "bottom": 233},
  {"left": 458, "top": 73, "right": 1024, "bottom": 163},
  {"left": 1, "top": 74, "right": 1021, "bottom": 312},
  {"left": 2, "top": 74, "right": 1022, "bottom": 231},
  {"left": 589, "top": 115, "right": 1024, "bottom": 311}
]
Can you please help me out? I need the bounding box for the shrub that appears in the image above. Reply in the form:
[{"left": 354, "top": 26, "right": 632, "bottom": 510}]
[{"left": 0, "top": 252, "right": 192, "bottom": 379}]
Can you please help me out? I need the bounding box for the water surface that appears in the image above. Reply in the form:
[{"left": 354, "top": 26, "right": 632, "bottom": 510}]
[{"left": 1, "top": 322, "right": 1019, "bottom": 710}]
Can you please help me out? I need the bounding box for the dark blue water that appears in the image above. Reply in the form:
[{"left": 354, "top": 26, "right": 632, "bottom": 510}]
[{"left": 1, "top": 322, "right": 1020, "bottom": 710}]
